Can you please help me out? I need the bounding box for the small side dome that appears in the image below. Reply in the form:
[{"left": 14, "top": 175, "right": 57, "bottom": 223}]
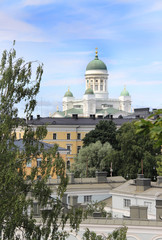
[
  {"left": 64, "top": 89, "right": 73, "bottom": 97},
  {"left": 85, "top": 88, "right": 94, "bottom": 95},
  {"left": 120, "top": 87, "right": 130, "bottom": 96}
]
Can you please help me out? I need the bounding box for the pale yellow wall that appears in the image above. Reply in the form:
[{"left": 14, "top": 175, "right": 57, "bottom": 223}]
[
  {"left": 16, "top": 126, "right": 91, "bottom": 157},
  {"left": 25, "top": 153, "right": 67, "bottom": 179},
  {"left": 15, "top": 124, "right": 96, "bottom": 179}
]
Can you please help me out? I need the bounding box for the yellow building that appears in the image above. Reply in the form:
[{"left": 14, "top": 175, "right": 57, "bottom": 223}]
[
  {"left": 14, "top": 139, "right": 68, "bottom": 179},
  {"left": 16, "top": 116, "right": 134, "bottom": 171}
]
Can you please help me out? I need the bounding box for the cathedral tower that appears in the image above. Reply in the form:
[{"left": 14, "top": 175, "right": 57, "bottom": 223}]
[{"left": 85, "top": 48, "right": 108, "bottom": 99}]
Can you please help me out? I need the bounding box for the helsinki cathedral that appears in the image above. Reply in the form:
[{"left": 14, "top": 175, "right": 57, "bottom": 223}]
[{"left": 52, "top": 49, "right": 132, "bottom": 118}]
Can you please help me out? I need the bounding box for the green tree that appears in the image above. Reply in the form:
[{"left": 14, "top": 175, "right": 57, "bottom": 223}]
[
  {"left": 135, "top": 109, "right": 162, "bottom": 175},
  {"left": 135, "top": 109, "right": 162, "bottom": 148},
  {"left": 0, "top": 43, "right": 84, "bottom": 240},
  {"left": 83, "top": 226, "right": 127, "bottom": 240},
  {"left": 72, "top": 141, "right": 112, "bottom": 177},
  {"left": 111, "top": 122, "right": 160, "bottom": 179},
  {"left": 83, "top": 120, "right": 117, "bottom": 148}
]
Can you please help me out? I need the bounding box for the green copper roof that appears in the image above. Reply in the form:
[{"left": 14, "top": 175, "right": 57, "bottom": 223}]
[
  {"left": 84, "top": 88, "right": 94, "bottom": 95},
  {"left": 96, "top": 107, "right": 128, "bottom": 115},
  {"left": 120, "top": 87, "right": 130, "bottom": 96},
  {"left": 86, "top": 56, "right": 107, "bottom": 71},
  {"left": 64, "top": 89, "right": 73, "bottom": 97}
]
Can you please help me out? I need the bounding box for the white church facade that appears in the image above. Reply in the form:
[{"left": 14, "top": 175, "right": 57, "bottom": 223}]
[{"left": 52, "top": 50, "right": 132, "bottom": 118}]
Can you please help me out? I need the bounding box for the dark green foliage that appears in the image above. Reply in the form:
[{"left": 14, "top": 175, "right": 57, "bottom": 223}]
[
  {"left": 135, "top": 109, "right": 162, "bottom": 148},
  {"left": 83, "top": 120, "right": 117, "bottom": 148},
  {"left": 135, "top": 110, "right": 162, "bottom": 176},
  {"left": 0, "top": 43, "right": 84, "bottom": 240},
  {"left": 111, "top": 122, "right": 160, "bottom": 179}
]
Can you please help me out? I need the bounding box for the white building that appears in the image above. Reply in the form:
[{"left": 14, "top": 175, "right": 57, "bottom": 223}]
[
  {"left": 52, "top": 49, "right": 132, "bottom": 118},
  {"left": 107, "top": 175, "right": 162, "bottom": 220}
]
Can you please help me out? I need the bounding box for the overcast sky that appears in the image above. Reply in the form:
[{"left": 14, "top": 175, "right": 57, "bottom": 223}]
[{"left": 0, "top": 0, "right": 162, "bottom": 117}]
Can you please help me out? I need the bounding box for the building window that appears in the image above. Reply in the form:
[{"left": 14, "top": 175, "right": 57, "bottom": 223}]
[
  {"left": 67, "top": 145, "right": 71, "bottom": 154},
  {"left": 123, "top": 199, "right": 131, "bottom": 208},
  {"left": 101, "top": 80, "right": 103, "bottom": 83},
  {"left": 37, "top": 158, "right": 41, "bottom": 168},
  {"left": 33, "top": 203, "right": 40, "bottom": 216},
  {"left": 100, "top": 85, "right": 103, "bottom": 91},
  {"left": 19, "top": 133, "right": 21, "bottom": 139},
  {"left": 84, "top": 195, "right": 92, "bottom": 203},
  {"left": 90, "top": 85, "right": 93, "bottom": 90},
  {"left": 95, "top": 85, "right": 98, "bottom": 91},
  {"left": 26, "top": 159, "right": 32, "bottom": 167},
  {"left": 67, "top": 133, "right": 70, "bottom": 140},
  {"left": 77, "top": 146, "right": 81, "bottom": 154},
  {"left": 77, "top": 133, "right": 81, "bottom": 140},
  {"left": 67, "top": 160, "right": 70, "bottom": 170},
  {"left": 53, "top": 133, "right": 57, "bottom": 140}
]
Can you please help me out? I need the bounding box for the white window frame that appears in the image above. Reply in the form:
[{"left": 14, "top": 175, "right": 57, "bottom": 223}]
[
  {"left": 37, "top": 158, "right": 41, "bottom": 168},
  {"left": 84, "top": 195, "right": 92, "bottom": 203},
  {"left": 123, "top": 199, "right": 131, "bottom": 208},
  {"left": 67, "top": 145, "right": 71, "bottom": 154},
  {"left": 53, "top": 133, "right": 57, "bottom": 140},
  {"left": 67, "top": 133, "right": 71, "bottom": 140},
  {"left": 77, "top": 133, "right": 81, "bottom": 140}
]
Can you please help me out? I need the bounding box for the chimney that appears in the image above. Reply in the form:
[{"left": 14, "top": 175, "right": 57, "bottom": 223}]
[
  {"left": 136, "top": 175, "right": 151, "bottom": 192},
  {"left": 96, "top": 171, "right": 107, "bottom": 183},
  {"left": 62, "top": 194, "right": 67, "bottom": 205},
  {"left": 156, "top": 199, "right": 162, "bottom": 220},
  {"left": 30, "top": 115, "right": 33, "bottom": 120},
  {"left": 130, "top": 206, "right": 148, "bottom": 220},
  {"left": 90, "top": 114, "right": 95, "bottom": 119},
  {"left": 37, "top": 115, "right": 40, "bottom": 120},
  {"left": 69, "top": 195, "right": 78, "bottom": 207},
  {"left": 72, "top": 114, "right": 78, "bottom": 119},
  {"left": 67, "top": 173, "right": 74, "bottom": 184},
  {"left": 157, "top": 176, "right": 162, "bottom": 185}
]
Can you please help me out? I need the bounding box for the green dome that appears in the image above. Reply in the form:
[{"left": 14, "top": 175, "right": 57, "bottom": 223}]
[
  {"left": 85, "top": 88, "right": 94, "bottom": 95},
  {"left": 120, "top": 88, "right": 130, "bottom": 96},
  {"left": 64, "top": 89, "right": 73, "bottom": 97},
  {"left": 86, "top": 56, "right": 107, "bottom": 71}
]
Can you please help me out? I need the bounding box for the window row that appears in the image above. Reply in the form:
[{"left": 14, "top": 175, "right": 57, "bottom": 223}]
[
  {"left": 53, "top": 133, "right": 82, "bottom": 140},
  {"left": 67, "top": 195, "right": 92, "bottom": 204},
  {"left": 87, "top": 79, "right": 104, "bottom": 83}
]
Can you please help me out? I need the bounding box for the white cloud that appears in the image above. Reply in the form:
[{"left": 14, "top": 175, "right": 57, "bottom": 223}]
[
  {"left": 0, "top": 11, "right": 45, "bottom": 42},
  {"left": 23, "top": 0, "right": 55, "bottom": 6},
  {"left": 146, "top": 1, "right": 162, "bottom": 13},
  {"left": 109, "top": 70, "right": 162, "bottom": 87},
  {"left": 42, "top": 78, "right": 84, "bottom": 87}
]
